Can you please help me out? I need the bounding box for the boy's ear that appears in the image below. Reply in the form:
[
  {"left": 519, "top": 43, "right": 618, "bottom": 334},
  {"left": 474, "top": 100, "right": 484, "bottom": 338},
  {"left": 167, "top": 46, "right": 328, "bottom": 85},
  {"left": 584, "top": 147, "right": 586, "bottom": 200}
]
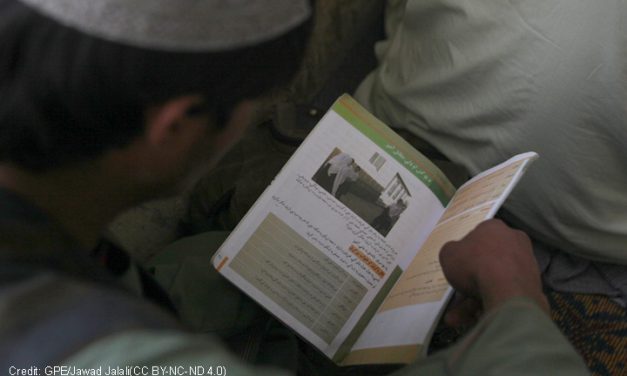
[{"left": 144, "top": 95, "right": 208, "bottom": 146}]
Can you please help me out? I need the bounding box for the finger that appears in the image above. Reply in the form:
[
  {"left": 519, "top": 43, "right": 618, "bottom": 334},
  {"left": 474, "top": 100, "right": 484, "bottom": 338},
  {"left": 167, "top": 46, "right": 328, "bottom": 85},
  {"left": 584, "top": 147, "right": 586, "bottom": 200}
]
[
  {"left": 439, "top": 239, "right": 478, "bottom": 296},
  {"left": 444, "top": 296, "right": 482, "bottom": 328}
]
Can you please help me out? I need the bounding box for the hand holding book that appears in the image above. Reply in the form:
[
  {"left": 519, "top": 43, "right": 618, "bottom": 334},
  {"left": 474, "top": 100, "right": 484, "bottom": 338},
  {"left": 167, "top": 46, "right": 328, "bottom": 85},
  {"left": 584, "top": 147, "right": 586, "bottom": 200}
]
[
  {"left": 212, "top": 95, "right": 539, "bottom": 365},
  {"left": 440, "top": 219, "right": 550, "bottom": 328}
]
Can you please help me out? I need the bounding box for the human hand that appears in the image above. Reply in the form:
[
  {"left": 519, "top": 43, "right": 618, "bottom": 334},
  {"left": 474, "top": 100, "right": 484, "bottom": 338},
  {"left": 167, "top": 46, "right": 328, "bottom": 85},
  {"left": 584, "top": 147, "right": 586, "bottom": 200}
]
[
  {"left": 442, "top": 292, "right": 482, "bottom": 329},
  {"left": 439, "top": 219, "right": 549, "bottom": 327}
]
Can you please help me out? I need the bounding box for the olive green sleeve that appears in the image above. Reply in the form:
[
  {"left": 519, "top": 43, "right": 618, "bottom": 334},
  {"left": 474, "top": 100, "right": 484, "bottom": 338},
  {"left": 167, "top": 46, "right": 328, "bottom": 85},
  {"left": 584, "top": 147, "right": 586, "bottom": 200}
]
[{"left": 394, "top": 297, "right": 589, "bottom": 375}]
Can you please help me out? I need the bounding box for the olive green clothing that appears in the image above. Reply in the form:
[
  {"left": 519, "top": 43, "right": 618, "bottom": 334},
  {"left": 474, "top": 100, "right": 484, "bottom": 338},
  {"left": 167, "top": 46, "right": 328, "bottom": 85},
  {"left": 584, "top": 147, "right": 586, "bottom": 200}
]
[{"left": 63, "top": 297, "right": 589, "bottom": 375}]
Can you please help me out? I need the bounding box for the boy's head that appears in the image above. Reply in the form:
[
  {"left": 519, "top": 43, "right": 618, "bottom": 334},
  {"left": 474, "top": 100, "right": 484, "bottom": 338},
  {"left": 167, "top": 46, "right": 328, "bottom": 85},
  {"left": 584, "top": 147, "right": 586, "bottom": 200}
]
[{"left": 0, "top": 0, "right": 311, "bottom": 190}]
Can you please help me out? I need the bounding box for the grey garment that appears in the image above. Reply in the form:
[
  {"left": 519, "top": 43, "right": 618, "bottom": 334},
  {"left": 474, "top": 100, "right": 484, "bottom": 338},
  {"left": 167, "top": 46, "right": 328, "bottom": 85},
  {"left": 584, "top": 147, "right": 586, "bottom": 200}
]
[
  {"left": 0, "top": 271, "right": 182, "bottom": 370},
  {"left": 534, "top": 241, "right": 627, "bottom": 307},
  {"left": 18, "top": 0, "right": 310, "bottom": 51},
  {"left": 355, "top": 0, "right": 627, "bottom": 265}
]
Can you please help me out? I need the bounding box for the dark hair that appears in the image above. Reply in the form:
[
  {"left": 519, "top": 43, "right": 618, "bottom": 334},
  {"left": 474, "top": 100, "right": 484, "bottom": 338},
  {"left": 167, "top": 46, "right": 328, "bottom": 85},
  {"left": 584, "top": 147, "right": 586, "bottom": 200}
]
[{"left": 0, "top": 0, "right": 312, "bottom": 171}]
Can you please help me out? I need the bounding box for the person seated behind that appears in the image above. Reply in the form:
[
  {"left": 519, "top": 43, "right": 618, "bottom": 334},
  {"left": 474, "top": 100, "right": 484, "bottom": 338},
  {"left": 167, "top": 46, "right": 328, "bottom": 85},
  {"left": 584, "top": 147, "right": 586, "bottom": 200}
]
[
  {"left": 0, "top": 0, "right": 587, "bottom": 374},
  {"left": 356, "top": 0, "right": 627, "bottom": 269}
]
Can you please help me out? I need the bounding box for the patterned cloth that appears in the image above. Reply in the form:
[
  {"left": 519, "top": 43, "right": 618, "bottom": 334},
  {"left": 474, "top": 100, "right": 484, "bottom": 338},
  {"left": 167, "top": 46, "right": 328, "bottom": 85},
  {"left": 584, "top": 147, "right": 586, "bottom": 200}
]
[{"left": 548, "top": 292, "right": 627, "bottom": 376}]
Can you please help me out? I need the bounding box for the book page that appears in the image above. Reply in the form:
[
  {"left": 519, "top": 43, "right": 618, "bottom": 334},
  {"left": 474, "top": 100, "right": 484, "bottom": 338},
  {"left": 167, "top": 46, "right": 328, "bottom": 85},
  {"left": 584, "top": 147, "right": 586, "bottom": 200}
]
[
  {"left": 212, "top": 95, "right": 456, "bottom": 360},
  {"left": 344, "top": 152, "right": 537, "bottom": 365}
]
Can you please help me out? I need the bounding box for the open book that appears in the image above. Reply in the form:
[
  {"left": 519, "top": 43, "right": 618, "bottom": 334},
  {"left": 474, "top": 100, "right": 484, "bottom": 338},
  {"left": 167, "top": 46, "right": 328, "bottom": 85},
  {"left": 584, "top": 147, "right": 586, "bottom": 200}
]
[{"left": 212, "top": 95, "right": 537, "bottom": 365}]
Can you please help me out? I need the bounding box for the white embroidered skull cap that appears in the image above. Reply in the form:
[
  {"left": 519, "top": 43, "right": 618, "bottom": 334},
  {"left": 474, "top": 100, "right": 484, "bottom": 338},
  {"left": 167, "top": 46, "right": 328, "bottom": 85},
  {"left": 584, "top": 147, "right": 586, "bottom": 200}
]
[{"left": 17, "top": 0, "right": 311, "bottom": 51}]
